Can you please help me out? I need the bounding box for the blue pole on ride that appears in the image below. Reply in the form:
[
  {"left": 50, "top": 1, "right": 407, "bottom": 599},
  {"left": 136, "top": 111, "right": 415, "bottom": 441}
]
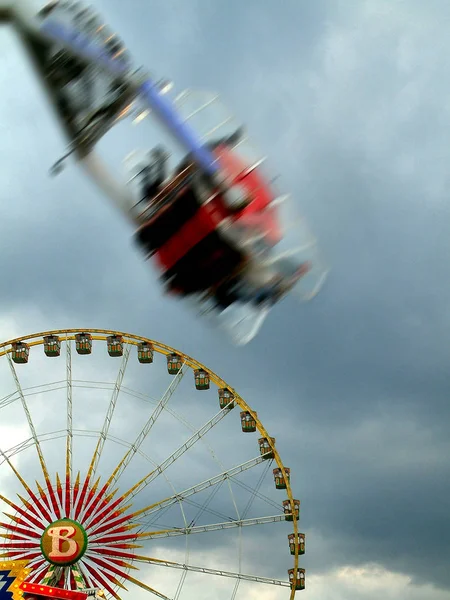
[
  {"left": 39, "top": 18, "right": 130, "bottom": 75},
  {"left": 137, "top": 78, "right": 219, "bottom": 178},
  {"left": 39, "top": 17, "right": 220, "bottom": 178}
]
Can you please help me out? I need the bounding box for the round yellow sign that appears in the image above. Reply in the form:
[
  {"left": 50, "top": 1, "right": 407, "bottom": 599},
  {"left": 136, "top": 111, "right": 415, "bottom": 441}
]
[{"left": 40, "top": 519, "right": 88, "bottom": 566}]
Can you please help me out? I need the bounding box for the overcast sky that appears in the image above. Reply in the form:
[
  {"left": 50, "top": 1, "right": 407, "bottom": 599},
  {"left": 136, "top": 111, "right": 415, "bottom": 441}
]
[{"left": 1, "top": 0, "right": 450, "bottom": 599}]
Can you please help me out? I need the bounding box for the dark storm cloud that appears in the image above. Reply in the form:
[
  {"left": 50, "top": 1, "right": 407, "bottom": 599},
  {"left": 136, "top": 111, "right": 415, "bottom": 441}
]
[{"left": 1, "top": 1, "right": 450, "bottom": 598}]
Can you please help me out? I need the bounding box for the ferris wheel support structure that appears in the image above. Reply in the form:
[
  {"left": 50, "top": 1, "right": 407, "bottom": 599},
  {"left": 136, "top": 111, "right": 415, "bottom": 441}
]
[{"left": 0, "top": 329, "right": 304, "bottom": 599}]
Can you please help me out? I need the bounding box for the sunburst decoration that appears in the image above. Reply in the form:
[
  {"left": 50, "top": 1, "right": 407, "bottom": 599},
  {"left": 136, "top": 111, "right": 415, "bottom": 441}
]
[{"left": 0, "top": 462, "right": 169, "bottom": 600}]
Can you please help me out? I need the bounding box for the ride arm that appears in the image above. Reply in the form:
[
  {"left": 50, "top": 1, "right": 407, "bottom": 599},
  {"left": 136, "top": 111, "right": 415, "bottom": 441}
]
[{"left": 37, "top": 9, "right": 221, "bottom": 181}]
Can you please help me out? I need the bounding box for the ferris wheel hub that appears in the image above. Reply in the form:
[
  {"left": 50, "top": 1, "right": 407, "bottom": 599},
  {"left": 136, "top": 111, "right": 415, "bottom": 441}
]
[{"left": 41, "top": 518, "right": 88, "bottom": 566}]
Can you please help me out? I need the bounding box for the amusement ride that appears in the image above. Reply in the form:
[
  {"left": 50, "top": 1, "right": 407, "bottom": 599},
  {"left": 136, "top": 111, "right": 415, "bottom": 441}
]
[
  {"left": 0, "top": 0, "right": 327, "bottom": 345},
  {"left": 0, "top": 330, "right": 305, "bottom": 599}
]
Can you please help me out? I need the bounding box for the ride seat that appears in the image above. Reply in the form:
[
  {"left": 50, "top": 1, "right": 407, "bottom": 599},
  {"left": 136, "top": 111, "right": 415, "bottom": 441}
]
[
  {"left": 135, "top": 165, "right": 199, "bottom": 255},
  {"left": 163, "top": 231, "right": 243, "bottom": 295},
  {"left": 135, "top": 163, "right": 245, "bottom": 295}
]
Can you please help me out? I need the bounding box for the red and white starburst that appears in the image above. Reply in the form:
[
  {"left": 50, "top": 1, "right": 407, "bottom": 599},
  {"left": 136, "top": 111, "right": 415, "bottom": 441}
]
[{"left": 0, "top": 464, "right": 161, "bottom": 600}]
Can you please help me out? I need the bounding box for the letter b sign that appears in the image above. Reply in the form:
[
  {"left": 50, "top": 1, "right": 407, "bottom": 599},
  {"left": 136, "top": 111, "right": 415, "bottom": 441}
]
[{"left": 41, "top": 519, "right": 87, "bottom": 566}]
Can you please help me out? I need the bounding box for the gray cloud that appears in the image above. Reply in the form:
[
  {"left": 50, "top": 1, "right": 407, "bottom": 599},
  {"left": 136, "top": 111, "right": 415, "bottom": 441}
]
[{"left": 1, "top": 0, "right": 450, "bottom": 598}]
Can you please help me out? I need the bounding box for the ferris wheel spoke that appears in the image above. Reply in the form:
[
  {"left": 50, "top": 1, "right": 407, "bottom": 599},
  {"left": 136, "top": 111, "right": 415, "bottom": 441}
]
[
  {"left": 55, "top": 473, "right": 66, "bottom": 515},
  {"left": 6, "top": 354, "right": 60, "bottom": 518},
  {"left": 174, "top": 569, "right": 187, "bottom": 600},
  {"left": 0, "top": 523, "right": 40, "bottom": 539},
  {"left": 90, "top": 492, "right": 280, "bottom": 550},
  {"left": 90, "top": 494, "right": 234, "bottom": 546},
  {"left": 87, "top": 406, "right": 232, "bottom": 537},
  {"left": 133, "top": 454, "right": 268, "bottom": 527},
  {"left": 85, "top": 547, "right": 142, "bottom": 562},
  {"left": 21, "top": 381, "right": 67, "bottom": 399},
  {"left": 132, "top": 556, "right": 291, "bottom": 588},
  {"left": 0, "top": 438, "right": 31, "bottom": 462},
  {"left": 1, "top": 432, "right": 68, "bottom": 464},
  {"left": 123, "top": 574, "right": 172, "bottom": 600},
  {"left": 0, "top": 390, "right": 19, "bottom": 409},
  {"left": 77, "top": 346, "right": 131, "bottom": 522},
  {"left": 184, "top": 477, "right": 223, "bottom": 528},
  {"left": 0, "top": 549, "right": 41, "bottom": 561},
  {"left": 171, "top": 495, "right": 238, "bottom": 524},
  {"left": 241, "top": 460, "right": 272, "bottom": 520},
  {"left": 148, "top": 400, "right": 243, "bottom": 525},
  {"left": 231, "top": 578, "right": 240, "bottom": 600},
  {"left": 82, "top": 561, "right": 125, "bottom": 600},
  {"left": 87, "top": 456, "right": 260, "bottom": 539},
  {"left": 0, "top": 449, "right": 53, "bottom": 522},
  {"left": 109, "top": 365, "right": 186, "bottom": 487},
  {"left": 0, "top": 495, "right": 44, "bottom": 532},
  {"left": 0, "top": 382, "right": 68, "bottom": 406},
  {"left": 126, "top": 406, "right": 231, "bottom": 497},
  {"left": 120, "top": 575, "right": 172, "bottom": 600},
  {"left": 82, "top": 476, "right": 108, "bottom": 525},
  {"left": 83, "top": 367, "right": 186, "bottom": 530},
  {"left": 87, "top": 555, "right": 172, "bottom": 600},
  {"left": 85, "top": 530, "right": 140, "bottom": 547},
  {"left": 87, "top": 553, "right": 137, "bottom": 573},
  {"left": 27, "top": 560, "right": 50, "bottom": 583},
  {"left": 0, "top": 541, "right": 36, "bottom": 550},
  {"left": 0, "top": 429, "right": 71, "bottom": 465},
  {"left": 72, "top": 471, "right": 82, "bottom": 508},
  {"left": 65, "top": 336, "right": 73, "bottom": 518},
  {"left": 229, "top": 472, "right": 282, "bottom": 511},
  {"left": 132, "top": 514, "right": 285, "bottom": 539},
  {"left": 35, "top": 481, "right": 53, "bottom": 514},
  {"left": 29, "top": 563, "right": 51, "bottom": 584}
]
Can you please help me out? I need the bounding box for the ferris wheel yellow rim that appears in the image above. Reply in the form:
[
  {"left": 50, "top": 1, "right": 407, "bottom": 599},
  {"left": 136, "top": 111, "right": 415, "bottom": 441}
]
[{"left": 0, "top": 328, "right": 302, "bottom": 598}]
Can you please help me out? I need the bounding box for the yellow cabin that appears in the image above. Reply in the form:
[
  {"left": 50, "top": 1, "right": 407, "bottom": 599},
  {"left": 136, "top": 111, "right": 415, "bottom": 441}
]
[
  {"left": 258, "top": 437, "right": 275, "bottom": 459},
  {"left": 288, "top": 533, "right": 305, "bottom": 556},
  {"left": 240, "top": 411, "right": 257, "bottom": 433},
  {"left": 75, "top": 333, "right": 92, "bottom": 355},
  {"left": 137, "top": 342, "right": 154, "bottom": 363},
  {"left": 107, "top": 335, "right": 123, "bottom": 357},
  {"left": 194, "top": 369, "right": 210, "bottom": 390},
  {"left": 167, "top": 353, "right": 182, "bottom": 375},
  {"left": 43, "top": 335, "right": 61, "bottom": 357},
  {"left": 283, "top": 499, "right": 300, "bottom": 521},
  {"left": 218, "top": 388, "right": 235, "bottom": 410},
  {"left": 288, "top": 568, "right": 305, "bottom": 591},
  {"left": 11, "top": 342, "right": 29, "bottom": 364},
  {"left": 273, "top": 467, "right": 290, "bottom": 490}
]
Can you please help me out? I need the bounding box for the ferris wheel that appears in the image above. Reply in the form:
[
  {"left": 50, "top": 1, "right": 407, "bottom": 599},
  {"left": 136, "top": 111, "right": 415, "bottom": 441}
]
[{"left": 0, "top": 330, "right": 305, "bottom": 600}]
